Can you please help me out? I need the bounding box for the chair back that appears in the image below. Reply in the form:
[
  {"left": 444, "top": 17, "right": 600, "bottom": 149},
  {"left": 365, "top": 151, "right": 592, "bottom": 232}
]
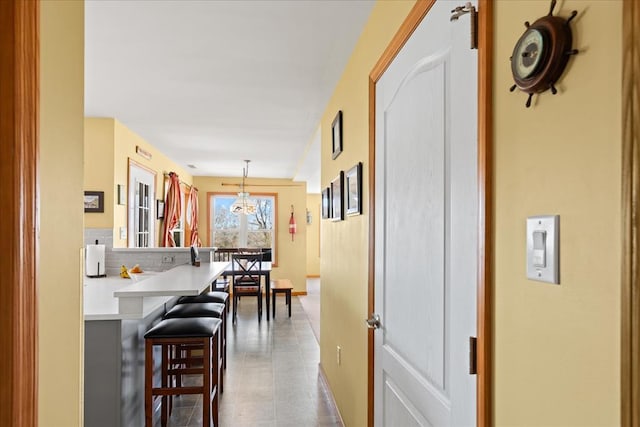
[
  {"left": 231, "top": 253, "right": 263, "bottom": 293},
  {"left": 214, "top": 248, "right": 237, "bottom": 262}
]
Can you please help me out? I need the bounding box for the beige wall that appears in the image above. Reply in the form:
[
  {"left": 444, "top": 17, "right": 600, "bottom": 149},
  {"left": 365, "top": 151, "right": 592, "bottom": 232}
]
[
  {"left": 320, "top": 0, "right": 622, "bottom": 425},
  {"left": 319, "top": 1, "right": 415, "bottom": 425},
  {"left": 84, "top": 118, "right": 114, "bottom": 228},
  {"left": 306, "top": 193, "right": 321, "bottom": 276},
  {"left": 84, "top": 117, "right": 193, "bottom": 246},
  {"left": 113, "top": 120, "right": 193, "bottom": 247},
  {"left": 493, "top": 1, "right": 621, "bottom": 424},
  {"left": 40, "top": 1, "right": 85, "bottom": 425},
  {"left": 194, "top": 176, "right": 308, "bottom": 293}
]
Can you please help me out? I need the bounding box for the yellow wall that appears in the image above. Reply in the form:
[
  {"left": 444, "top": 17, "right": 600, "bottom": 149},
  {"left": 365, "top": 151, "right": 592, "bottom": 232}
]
[
  {"left": 321, "top": 0, "right": 622, "bottom": 425},
  {"left": 194, "top": 176, "right": 308, "bottom": 293},
  {"left": 40, "top": 1, "right": 84, "bottom": 425},
  {"left": 113, "top": 120, "right": 193, "bottom": 247},
  {"left": 319, "top": 1, "right": 415, "bottom": 425},
  {"left": 306, "top": 193, "right": 321, "bottom": 276},
  {"left": 84, "top": 118, "right": 114, "bottom": 228},
  {"left": 84, "top": 117, "right": 193, "bottom": 247},
  {"left": 493, "top": 1, "right": 621, "bottom": 424}
]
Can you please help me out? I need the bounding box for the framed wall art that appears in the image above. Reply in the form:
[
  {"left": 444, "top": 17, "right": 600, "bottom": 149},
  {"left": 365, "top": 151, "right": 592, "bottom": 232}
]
[
  {"left": 117, "top": 184, "right": 126, "bottom": 205},
  {"left": 331, "top": 110, "right": 343, "bottom": 159},
  {"left": 322, "top": 187, "right": 331, "bottom": 219},
  {"left": 84, "top": 191, "right": 104, "bottom": 213},
  {"left": 330, "top": 171, "right": 344, "bottom": 221},
  {"left": 345, "top": 162, "right": 363, "bottom": 216},
  {"left": 156, "top": 200, "right": 165, "bottom": 219}
]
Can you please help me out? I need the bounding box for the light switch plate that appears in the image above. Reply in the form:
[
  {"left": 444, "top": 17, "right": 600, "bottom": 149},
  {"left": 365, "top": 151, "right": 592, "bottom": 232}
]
[
  {"left": 120, "top": 227, "right": 127, "bottom": 240},
  {"left": 526, "top": 215, "right": 559, "bottom": 284}
]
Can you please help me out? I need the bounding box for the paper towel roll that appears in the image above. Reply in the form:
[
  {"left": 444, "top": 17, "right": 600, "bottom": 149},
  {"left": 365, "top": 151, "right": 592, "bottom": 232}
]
[{"left": 86, "top": 244, "right": 106, "bottom": 277}]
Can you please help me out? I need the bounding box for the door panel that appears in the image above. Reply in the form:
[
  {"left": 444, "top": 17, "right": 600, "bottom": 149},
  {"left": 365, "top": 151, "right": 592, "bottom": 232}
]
[{"left": 374, "top": 1, "right": 478, "bottom": 425}]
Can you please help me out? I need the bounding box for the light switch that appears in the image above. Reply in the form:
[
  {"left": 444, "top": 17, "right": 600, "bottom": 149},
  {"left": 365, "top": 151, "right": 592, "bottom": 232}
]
[
  {"left": 532, "top": 230, "right": 546, "bottom": 267},
  {"left": 526, "top": 215, "right": 559, "bottom": 284}
]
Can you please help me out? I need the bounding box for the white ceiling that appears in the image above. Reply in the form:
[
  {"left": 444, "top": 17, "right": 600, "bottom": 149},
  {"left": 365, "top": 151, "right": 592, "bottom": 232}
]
[{"left": 84, "top": 0, "right": 375, "bottom": 193}]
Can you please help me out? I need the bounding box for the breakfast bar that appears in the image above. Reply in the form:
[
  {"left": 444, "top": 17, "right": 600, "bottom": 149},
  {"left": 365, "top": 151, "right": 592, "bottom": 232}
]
[
  {"left": 84, "top": 261, "right": 229, "bottom": 427},
  {"left": 114, "top": 263, "right": 229, "bottom": 315}
]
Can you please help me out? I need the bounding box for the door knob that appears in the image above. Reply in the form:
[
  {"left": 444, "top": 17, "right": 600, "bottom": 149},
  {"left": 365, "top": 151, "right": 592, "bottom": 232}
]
[{"left": 366, "top": 313, "right": 381, "bottom": 330}]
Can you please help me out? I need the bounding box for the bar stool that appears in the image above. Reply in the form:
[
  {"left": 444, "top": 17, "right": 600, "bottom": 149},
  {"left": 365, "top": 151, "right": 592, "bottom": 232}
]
[
  {"left": 178, "top": 291, "right": 230, "bottom": 315},
  {"left": 164, "top": 302, "right": 227, "bottom": 387},
  {"left": 144, "top": 317, "right": 221, "bottom": 427}
]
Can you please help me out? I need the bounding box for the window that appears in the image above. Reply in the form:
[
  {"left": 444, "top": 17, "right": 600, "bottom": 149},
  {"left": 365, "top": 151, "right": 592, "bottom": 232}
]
[{"left": 209, "top": 193, "right": 276, "bottom": 261}]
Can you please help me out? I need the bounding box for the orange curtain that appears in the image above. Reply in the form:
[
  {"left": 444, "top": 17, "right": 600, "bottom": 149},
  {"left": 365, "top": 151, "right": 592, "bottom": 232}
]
[
  {"left": 189, "top": 187, "right": 201, "bottom": 247},
  {"left": 162, "top": 172, "right": 182, "bottom": 247}
]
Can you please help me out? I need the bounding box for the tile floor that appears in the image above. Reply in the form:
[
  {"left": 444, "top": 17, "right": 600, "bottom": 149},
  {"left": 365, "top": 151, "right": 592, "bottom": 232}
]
[{"left": 154, "top": 283, "right": 342, "bottom": 427}]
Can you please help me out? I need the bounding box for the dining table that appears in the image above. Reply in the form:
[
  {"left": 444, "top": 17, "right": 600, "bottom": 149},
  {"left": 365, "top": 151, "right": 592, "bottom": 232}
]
[{"left": 223, "top": 261, "right": 273, "bottom": 320}]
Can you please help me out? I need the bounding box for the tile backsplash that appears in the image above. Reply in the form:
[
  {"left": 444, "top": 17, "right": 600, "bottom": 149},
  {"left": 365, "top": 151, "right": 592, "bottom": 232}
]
[{"left": 84, "top": 228, "right": 214, "bottom": 276}]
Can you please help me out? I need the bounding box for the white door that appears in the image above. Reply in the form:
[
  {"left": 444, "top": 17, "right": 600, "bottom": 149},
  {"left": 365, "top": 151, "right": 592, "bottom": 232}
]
[
  {"left": 128, "top": 163, "right": 156, "bottom": 247},
  {"left": 373, "top": 1, "right": 478, "bottom": 425}
]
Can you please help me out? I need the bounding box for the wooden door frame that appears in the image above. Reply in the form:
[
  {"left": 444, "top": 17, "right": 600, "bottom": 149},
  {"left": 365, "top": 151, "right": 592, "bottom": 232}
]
[
  {"left": 366, "top": 1, "right": 493, "bottom": 425},
  {"left": 0, "top": 1, "right": 40, "bottom": 426},
  {"left": 621, "top": 0, "right": 640, "bottom": 426}
]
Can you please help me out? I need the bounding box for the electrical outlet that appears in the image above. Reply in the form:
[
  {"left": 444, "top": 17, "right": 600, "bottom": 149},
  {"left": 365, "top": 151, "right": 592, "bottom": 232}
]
[
  {"left": 162, "top": 255, "right": 174, "bottom": 264},
  {"left": 336, "top": 346, "right": 341, "bottom": 366}
]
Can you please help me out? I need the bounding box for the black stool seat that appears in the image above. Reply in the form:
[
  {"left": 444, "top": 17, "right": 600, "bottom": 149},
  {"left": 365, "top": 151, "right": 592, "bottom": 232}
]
[
  {"left": 178, "top": 291, "right": 229, "bottom": 305},
  {"left": 163, "top": 302, "right": 228, "bottom": 383},
  {"left": 144, "top": 317, "right": 220, "bottom": 339},
  {"left": 164, "top": 302, "right": 225, "bottom": 319}
]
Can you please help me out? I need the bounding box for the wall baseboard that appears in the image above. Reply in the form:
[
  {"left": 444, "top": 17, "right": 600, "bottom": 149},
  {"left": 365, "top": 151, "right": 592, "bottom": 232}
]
[
  {"left": 306, "top": 275, "right": 320, "bottom": 278},
  {"left": 319, "top": 363, "right": 345, "bottom": 426}
]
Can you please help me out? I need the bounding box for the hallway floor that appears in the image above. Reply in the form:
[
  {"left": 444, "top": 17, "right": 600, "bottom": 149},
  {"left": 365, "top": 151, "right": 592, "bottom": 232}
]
[{"left": 155, "top": 284, "right": 341, "bottom": 426}]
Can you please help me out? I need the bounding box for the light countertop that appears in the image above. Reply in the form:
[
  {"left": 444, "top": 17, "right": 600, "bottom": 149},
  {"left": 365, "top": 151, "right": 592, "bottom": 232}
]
[{"left": 84, "top": 262, "right": 229, "bottom": 321}]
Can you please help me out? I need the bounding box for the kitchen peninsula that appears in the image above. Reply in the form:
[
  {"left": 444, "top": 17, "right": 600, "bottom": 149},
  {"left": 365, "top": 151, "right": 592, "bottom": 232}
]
[{"left": 84, "top": 261, "right": 229, "bottom": 427}]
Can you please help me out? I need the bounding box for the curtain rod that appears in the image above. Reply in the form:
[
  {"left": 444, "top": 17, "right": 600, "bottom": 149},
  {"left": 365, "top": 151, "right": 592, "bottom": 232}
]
[{"left": 163, "top": 172, "right": 196, "bottom": 191}]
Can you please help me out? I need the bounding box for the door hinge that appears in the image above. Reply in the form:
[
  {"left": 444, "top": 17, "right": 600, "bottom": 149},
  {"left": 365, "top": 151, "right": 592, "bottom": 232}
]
[
  {"left": 469, "top": 336, "right": 477, "bottom": 375},
  {"left": 450, "top": 2, "right": 478, "bottom": 50}
]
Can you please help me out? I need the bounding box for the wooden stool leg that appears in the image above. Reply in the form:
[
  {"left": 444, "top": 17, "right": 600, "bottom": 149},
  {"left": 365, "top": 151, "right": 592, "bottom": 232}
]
[
  {"left": 161, "top": 344, "right": 169, "bottom": 426},
  {"left": 288, "top": 290, "right": 292, "bottom": 317},
  {"left": 145, "top": 340, "right": 153, "bottom": 427},
  {"left": 272, "top": 289, "right": 276, "bottom": 318},
  {"left": 212, "top": 332, "right": 220, "bottom": 427},
  {"left": 202, "top": 337, "right": 211, "bottom": 427}
]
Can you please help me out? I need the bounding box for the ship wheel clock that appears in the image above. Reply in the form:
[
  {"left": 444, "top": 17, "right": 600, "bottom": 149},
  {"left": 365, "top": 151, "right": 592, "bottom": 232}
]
[{"left": 509, "top": 0, "right": 579, "bottom": 108}]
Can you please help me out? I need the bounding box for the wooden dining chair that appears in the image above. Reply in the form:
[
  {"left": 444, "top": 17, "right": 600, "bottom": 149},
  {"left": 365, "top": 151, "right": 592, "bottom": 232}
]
[
  {"left": 213, "top": 248, "right": 238, "bottom": 292},
  {"left": 231, "top": 253, "right": 263, "bottom": 323}
]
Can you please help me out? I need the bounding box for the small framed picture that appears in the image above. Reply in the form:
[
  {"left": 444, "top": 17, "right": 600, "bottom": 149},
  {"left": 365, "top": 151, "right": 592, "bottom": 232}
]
[
  {"left": 84, "top": 191, "right": 104, "bottom": 213},
  {"left": 321, "top": 187, "right": 331, "bottom": 219},
  {"left": 330, "top": 171, "right": 344, "bottom": 221},
  {"left": 331, "top": 110, "right": 342, "bottom": 159},
  {"left": 346, "top": 162, "right": 363, "bottom": 216},
  {"left": 117, "top": 184, "right": 126, "bottom": 205},
  {"left": 156, "top": 200, "right": 165, "bottom": 219}
]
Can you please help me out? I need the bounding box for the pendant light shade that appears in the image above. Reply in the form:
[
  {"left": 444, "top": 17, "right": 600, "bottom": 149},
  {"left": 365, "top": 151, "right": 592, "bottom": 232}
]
[{"left": 232, "top": 160, "right": 256, "bottom": 215}]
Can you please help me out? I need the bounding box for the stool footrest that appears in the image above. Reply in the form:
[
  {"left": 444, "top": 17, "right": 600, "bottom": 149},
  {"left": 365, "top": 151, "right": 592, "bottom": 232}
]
[
  {"left": 168, "top": 367, "right": 205, "bottom": 375},
  {"left": 152, "top": 386, "right": 204, "bottom": 395}
]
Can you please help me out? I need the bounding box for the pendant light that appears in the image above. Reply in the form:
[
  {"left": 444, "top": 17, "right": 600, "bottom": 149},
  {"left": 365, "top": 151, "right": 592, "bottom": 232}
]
[{"left": 231, "top": 160, "right": 256, "bottom": 215}]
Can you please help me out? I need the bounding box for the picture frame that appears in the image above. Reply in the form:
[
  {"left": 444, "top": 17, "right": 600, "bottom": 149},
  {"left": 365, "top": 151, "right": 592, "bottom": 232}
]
[
  {"left": 321, "top": 187, "right": 331, "bottom": 219},
  {"left": 331, "top": 110, "right": 343, "bottom": 159},
  {"left": 330, "top": 171, "right": 344, "bottom": 221},
  {"left": 156, "top": 200, "right": 165, "bottom": 219},
  {"left": 117, "top": 184, "right": 126, "bottom": 205},
  {"left": 84, "top": 191, "right": 104, "bottom": 213},
  {"left": 346, "top": 162, "right": 363, "bottom": 216}
]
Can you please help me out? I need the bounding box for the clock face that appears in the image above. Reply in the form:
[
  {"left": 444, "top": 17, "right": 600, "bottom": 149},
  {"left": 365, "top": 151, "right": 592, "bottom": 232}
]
[{"left": 512, "top": 28, "right": 545, "bottom": 80}]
